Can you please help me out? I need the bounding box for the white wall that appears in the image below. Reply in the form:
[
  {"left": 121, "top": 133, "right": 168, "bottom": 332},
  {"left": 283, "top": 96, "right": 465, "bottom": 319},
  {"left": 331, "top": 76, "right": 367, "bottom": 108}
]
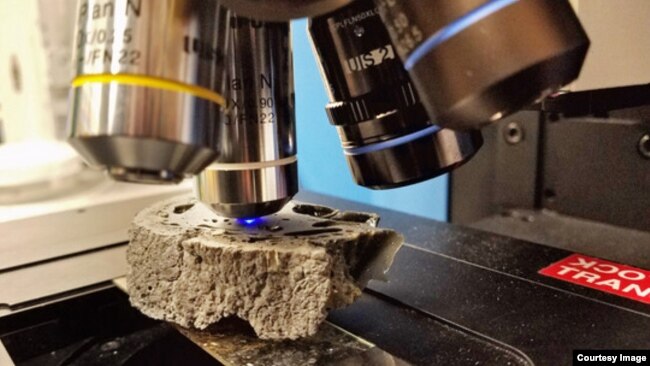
[
  {"left": 0, "top": 0, "right": 75, "bottom": 143},
  {"left": 571, "top": 0, "right": 650, "bottom": 90}
]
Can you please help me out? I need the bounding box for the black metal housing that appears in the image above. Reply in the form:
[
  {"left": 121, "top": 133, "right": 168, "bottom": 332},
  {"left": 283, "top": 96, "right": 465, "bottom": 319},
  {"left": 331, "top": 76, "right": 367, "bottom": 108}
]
[
  {"left": 451, "top": 84, "right": 650, "bottom": 241},
  {"left": 309, "top": 0, "right": 482, "bottom": 189}
]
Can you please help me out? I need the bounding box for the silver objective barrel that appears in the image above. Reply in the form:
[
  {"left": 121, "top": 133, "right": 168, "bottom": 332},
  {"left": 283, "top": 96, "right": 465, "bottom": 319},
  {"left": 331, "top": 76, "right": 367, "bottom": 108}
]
[
  {"left": 196, "top": 16, "right": 298, "bottom": 218},
  {"left": 68, "top": 0, "right": 229, "bottom": 184}
]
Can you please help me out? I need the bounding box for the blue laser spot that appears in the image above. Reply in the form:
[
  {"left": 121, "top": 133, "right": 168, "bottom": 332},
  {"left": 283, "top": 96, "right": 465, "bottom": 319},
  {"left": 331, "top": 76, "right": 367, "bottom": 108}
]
[{"left": 237, "top": 217, "right": 263, "bottom": 226}]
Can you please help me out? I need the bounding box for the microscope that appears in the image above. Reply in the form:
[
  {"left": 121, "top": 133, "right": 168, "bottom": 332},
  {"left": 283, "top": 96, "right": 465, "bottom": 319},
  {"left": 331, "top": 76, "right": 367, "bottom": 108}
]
[
  {"left": 6, "top": 1, "right": 650, "bottom": 364},
  {"left": 67, "top": 0, "right": 589, "bottom": 218}
]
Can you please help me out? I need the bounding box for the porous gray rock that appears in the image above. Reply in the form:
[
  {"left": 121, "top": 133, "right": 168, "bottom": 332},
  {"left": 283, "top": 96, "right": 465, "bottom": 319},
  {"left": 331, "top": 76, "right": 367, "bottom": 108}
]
[{"left": 127, "top": 195, "right": 403, "bottom": 340}]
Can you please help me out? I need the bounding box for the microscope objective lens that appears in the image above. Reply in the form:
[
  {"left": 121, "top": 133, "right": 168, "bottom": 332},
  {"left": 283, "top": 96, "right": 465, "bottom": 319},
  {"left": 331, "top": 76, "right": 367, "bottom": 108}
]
[{"left": 309, "top": 0, "right": 482, "bottom": 189}]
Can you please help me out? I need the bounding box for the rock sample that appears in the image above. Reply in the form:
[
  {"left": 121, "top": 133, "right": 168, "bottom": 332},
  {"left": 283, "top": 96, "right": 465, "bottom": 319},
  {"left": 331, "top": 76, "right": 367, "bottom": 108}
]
[{"left": 126, "top": 195, "right": 403, "bottom": 340}]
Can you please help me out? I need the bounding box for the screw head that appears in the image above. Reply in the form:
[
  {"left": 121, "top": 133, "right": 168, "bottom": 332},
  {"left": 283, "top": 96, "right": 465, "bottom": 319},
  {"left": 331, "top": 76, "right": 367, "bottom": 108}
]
[
  {"left": 504, "top": 122, "right": 524, "bottom": 145},
  {"left": 638, "top": 134, "right": 650, "bottom": 159}
]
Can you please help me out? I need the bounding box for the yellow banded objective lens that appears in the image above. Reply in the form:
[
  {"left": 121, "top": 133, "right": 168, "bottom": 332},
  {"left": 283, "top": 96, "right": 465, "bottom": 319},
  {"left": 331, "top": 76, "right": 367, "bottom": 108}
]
[{"left": 71, "top": 74, "right": 227, "bottom": 108}]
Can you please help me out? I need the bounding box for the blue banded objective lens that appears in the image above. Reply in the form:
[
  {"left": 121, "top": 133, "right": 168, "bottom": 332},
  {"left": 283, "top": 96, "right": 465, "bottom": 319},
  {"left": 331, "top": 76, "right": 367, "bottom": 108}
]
[{"left": 309, "top": 0, "right": 482, "bottom": 189}]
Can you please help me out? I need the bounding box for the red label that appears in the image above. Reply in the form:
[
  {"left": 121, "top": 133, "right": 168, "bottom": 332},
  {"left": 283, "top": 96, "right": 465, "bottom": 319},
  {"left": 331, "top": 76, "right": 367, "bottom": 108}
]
[{"left": 539, "top": 254, "right": 650, "bottom": 304}]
